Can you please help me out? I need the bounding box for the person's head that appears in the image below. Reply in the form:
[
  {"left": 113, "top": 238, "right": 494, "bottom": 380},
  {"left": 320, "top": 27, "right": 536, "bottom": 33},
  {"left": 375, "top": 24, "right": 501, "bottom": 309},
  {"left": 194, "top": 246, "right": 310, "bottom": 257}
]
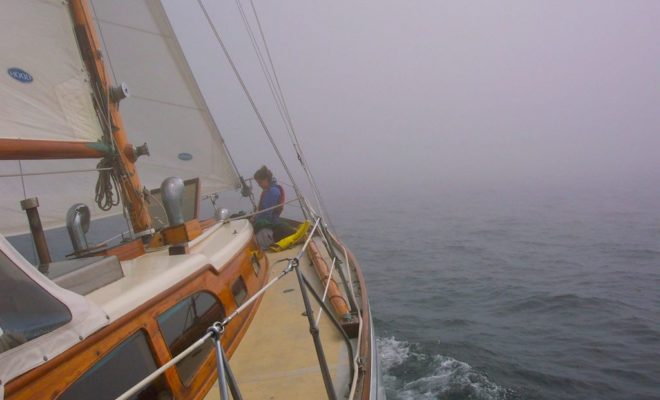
[{"left": 253, "top": 165, "right": 273, "bottom": 190}]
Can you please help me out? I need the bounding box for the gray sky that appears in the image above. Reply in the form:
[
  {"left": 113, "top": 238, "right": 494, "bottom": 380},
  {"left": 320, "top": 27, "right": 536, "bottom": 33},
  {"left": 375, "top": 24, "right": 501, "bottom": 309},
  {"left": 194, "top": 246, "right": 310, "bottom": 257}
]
[{"left": 164, "top": 1, "right": 660, "bottom": 195}]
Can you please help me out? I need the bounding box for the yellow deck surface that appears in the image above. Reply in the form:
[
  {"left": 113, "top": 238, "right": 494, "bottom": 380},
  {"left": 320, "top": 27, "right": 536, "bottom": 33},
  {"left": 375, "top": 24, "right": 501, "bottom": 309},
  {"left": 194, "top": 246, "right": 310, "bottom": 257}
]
[{"left": 204, "top": 242, "right": 352, "bottom": 399}]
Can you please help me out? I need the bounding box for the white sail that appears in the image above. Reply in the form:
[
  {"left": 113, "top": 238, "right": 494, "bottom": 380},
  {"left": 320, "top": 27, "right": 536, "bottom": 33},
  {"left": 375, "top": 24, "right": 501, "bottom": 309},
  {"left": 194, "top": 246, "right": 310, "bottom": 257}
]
[
  {"left": 0, "top": 0, "right": 103, "bottom": 142},
  {"left": 0, "top": 0, "right": 241, "bottom": 237},
  {"left": 0, "top": 0, "right": 110, "bottom": 236},
  {"left": 89, "top": 0, "right": 241, "bottom": 195}
]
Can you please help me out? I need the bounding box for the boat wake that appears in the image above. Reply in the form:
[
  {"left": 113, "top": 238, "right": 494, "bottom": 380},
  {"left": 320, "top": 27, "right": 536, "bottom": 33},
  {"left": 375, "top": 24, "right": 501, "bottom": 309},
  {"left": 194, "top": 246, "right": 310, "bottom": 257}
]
[{"left": 377, "top": 337, "right": 514, "bottom": 400}]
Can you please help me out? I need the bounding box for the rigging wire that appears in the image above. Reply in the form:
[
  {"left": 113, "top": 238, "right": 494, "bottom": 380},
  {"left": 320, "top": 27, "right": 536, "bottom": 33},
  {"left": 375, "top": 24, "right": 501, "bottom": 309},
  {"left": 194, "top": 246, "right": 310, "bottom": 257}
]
[
  {"left": 17, "top": 160, "right": 27, "bottom": 200},
  {"left": 196, "top": 0, "right": 308, "bottom": 218},
  {"left": 232, "top": 1, "right": 296, "bottom": 212},
  {"left": 240, "top": 0, "right": 332, "bottom": 225},
  {"left": 156, "top": 1, "right": 254, "bottom": 208},
  {"left": 88, "top": 0, "right": 118, "bottom": 84},
  {"left": 234, "top": 0, "right": 288, "bottom": 127},
  {"left": 88, "top": 3, "right": 151, "bottom": 235}
]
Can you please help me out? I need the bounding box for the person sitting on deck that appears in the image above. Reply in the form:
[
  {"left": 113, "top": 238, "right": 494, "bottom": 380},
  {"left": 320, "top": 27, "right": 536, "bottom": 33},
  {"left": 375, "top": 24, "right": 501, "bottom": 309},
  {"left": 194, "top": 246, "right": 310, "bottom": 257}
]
[{"left": 252, "top": 166, "right": 294, "bottom": 249}]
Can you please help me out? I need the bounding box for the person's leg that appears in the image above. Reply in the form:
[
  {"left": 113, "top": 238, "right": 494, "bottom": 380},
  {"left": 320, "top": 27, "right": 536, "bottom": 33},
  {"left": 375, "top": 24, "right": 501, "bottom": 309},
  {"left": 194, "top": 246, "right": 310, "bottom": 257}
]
[
  {"left": 255, "top": 228, "right": 274, "bottom": 250},
  {"left": 273, "top": 221, "right": 296, "bottom": 242}
]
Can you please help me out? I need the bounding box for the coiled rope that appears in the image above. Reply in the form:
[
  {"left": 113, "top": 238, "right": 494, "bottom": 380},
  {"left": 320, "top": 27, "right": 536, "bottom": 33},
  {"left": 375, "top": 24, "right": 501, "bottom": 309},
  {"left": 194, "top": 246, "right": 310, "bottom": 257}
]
[{"left": 94, "top": 155, "right": 121, "bottom": 211}]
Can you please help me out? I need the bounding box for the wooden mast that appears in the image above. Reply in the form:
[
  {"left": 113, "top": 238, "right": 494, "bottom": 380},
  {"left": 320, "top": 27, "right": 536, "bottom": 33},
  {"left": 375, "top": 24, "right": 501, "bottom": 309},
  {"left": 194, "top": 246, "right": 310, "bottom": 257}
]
[{"left": 68, "top": 0, "right": 152, "bottom": 234}]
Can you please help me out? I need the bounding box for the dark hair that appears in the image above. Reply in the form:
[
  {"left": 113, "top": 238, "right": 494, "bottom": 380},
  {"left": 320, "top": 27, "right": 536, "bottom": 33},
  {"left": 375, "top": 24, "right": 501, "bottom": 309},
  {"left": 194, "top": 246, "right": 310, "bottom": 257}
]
[{"left": 253, "top": 165, "right": 273, "bottom": 181}]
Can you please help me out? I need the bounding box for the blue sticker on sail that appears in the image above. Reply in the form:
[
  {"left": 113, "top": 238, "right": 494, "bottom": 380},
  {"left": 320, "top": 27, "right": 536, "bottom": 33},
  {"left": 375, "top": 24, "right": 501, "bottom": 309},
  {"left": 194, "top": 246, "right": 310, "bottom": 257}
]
[
  {"left": 178, "top": 152, "right": 193, "bottom": 161},
  {"left": 7, "top": 68, "right": 33, "bottom": 83}
]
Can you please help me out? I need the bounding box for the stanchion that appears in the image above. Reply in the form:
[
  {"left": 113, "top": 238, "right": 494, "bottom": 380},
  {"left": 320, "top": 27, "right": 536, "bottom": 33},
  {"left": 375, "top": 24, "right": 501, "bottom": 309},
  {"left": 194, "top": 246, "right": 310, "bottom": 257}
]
[
  {"left": 209, "top": 324, "right": 229, "bottom": 400},
  {"left": 209, "top": 323, "right": 243, "bottom": 400},
  {"left": 292, "top": 257, "right": 338, "bottom": 400},
  {"left": 222, "top": 343, "right": 243, "bottom": 400}
]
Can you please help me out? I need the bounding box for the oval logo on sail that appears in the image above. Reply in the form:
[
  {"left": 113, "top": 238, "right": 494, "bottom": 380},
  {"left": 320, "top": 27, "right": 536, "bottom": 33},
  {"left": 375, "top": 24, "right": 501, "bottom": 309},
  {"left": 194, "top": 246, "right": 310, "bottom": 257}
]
[
  {"left": 7, "top": 68, "right": 33, "bottom": 83},
  {"left": 178, "top": 152, "right": 193, "bottom": 161}
]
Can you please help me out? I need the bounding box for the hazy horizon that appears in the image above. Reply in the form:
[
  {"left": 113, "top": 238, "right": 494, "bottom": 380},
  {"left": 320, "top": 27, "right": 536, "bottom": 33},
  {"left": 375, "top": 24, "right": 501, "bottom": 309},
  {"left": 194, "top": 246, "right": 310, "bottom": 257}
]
[{"left": 164, "top": 1, "right": 660, "bottom": 198}]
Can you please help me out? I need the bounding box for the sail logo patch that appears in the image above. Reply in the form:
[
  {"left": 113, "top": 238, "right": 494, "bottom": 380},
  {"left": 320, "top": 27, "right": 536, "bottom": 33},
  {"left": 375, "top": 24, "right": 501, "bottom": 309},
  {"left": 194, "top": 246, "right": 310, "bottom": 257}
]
[
  {"left": 7, "top": 68, "right": 33, "bottom": 83},
  {"left": 178, "top": 152, "right": 193, "bottom": 161}
]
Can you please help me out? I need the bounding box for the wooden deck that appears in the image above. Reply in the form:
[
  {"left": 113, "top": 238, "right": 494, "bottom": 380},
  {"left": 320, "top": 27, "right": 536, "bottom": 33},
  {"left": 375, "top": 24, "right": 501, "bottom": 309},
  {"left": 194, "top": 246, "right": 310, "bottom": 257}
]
[{"left": 204, "top": 241, "right": 354, "bottom": 399}]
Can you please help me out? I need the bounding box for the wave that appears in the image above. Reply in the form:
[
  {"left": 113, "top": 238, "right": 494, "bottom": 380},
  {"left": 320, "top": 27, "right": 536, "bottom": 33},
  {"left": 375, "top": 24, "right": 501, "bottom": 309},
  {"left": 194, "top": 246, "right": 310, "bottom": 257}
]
[
  {"left": 379, "top": 336, "right": 412, "bottom": 371},
  {"left": 377, "top": 337, "right": 514, "bottom": 400},
  {"left": 495, "top": 293, "right": 629, "bottom": 315}
]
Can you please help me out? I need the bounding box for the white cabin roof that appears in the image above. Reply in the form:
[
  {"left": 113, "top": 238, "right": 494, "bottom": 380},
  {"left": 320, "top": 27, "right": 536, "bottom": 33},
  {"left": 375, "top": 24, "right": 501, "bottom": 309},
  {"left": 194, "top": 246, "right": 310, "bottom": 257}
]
[
  {"left": 87, "top": 219, "right": 252, "bottom": 321},
  {"left": 0, "top": 219, "right": 252, "bottom": 399}
]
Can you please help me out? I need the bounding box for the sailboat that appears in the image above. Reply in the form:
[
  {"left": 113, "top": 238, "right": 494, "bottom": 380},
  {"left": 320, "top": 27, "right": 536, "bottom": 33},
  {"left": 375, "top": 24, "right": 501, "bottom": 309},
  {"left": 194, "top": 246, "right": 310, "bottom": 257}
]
[{"left": 0, "top": 1, "right": 384, "bottom": 399}]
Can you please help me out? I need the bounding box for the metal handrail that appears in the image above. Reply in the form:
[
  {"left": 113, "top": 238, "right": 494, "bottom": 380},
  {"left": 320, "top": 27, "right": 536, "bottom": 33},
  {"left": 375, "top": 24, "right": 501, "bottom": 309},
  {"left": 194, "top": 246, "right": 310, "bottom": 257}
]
[
  {"left": 115, "top": 331, "right": 214, "bottom": 400},
  {"left": 114, "top": 217, "right": 326, "bottom": 400}
]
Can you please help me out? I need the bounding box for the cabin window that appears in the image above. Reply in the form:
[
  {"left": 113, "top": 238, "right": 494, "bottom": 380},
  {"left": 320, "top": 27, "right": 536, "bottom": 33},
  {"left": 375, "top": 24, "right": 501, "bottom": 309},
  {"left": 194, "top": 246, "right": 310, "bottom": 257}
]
[
  {"left": 232, "top": 276, "right": 248, "bottom": 306},
  {"left": 0, "top": 251, "right": 71, "bottom": 354},
  {"left": 157, "top": 292, "right": 225, "bottom": 385},
  {"left": 251, "top": 253, "right": 261, "bottom": 275},
  {"left": 59, "top": 330, "right": 171, "bottom": 400}
]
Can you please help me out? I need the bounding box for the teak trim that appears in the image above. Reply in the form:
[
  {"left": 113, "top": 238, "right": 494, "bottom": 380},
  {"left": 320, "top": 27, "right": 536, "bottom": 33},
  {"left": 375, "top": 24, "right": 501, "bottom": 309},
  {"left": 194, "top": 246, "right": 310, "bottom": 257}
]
[
  {"left": 0, "top": 139, "right": 111, "bottom": 160},
  {"left": 69, "top": 0, "right": 152, "bottom": 233},
  {"left": 329, "top": 233, "right": 373, "bottom": 400},
  {"left": 6, "top": 239, "right": 269, "bottom": 400}
]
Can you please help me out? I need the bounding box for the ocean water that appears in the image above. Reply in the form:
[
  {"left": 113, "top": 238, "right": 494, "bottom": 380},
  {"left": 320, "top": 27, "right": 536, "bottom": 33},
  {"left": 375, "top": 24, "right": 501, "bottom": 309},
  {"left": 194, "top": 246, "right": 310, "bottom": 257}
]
[
  {"left": 7, "top": 180, "right": 659, "bottom": 399},
  {"left": 329, "top": 182, "right": 660, "bottom": 400}
]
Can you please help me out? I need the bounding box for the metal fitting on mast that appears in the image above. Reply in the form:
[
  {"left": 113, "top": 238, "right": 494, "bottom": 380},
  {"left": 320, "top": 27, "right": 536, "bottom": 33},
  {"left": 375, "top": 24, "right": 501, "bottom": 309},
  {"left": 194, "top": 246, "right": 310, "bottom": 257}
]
[{"left": 109, "top": 82, "right": 130, "bottom": 103}]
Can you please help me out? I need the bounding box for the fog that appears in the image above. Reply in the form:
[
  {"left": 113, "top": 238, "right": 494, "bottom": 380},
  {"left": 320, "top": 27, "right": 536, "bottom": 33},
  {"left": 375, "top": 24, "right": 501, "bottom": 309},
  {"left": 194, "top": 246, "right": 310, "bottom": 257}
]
[{"left": 164, "top": 1, "right": 660, "bottom": 199}]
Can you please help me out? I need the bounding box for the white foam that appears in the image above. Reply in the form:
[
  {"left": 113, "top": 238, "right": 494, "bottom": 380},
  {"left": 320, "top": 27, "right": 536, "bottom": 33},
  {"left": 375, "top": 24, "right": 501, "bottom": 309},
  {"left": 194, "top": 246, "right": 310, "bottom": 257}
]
[
  {"left": 377, "top": 336, "right": 412, "bottom": 371},
  {"left": 402, "top": 355, "right": 506, "bottom": 399},
  {"left": 377, "top": 337, "right": 510, "bottom": 400}
]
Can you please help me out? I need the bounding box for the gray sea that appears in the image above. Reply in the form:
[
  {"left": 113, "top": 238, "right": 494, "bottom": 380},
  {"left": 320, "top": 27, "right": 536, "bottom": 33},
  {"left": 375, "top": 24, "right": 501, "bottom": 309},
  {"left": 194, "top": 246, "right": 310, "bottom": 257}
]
[
  {"left": 8, "top": 180, "right": 660, "bottom": 399},
  {"left": 330, "top": 181, "right": 660, "bottom": 400}
]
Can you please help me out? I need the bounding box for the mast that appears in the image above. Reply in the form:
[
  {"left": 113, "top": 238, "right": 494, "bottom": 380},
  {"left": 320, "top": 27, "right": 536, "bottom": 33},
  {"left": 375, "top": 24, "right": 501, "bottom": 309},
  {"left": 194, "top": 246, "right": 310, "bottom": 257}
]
[{"left": 67, "top": 0, "right": 152, "bottom": 234}]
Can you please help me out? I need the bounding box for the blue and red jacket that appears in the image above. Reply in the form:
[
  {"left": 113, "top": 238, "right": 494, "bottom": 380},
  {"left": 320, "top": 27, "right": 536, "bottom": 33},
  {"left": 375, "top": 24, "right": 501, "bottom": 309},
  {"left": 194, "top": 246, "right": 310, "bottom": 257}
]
[{"left": 255, "top": 180, "right": 285, "bottom": 229}]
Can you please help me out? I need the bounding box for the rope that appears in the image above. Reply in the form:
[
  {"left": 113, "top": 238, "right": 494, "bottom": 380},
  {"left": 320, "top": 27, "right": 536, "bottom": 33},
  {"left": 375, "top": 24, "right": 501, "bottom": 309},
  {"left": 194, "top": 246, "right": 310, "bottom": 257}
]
[
  {"left": 94, "top": 156, "right": 121, "bottom": 211},
  {"left": 314, "top": 256, "right": 337, "bottom": 328}
]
